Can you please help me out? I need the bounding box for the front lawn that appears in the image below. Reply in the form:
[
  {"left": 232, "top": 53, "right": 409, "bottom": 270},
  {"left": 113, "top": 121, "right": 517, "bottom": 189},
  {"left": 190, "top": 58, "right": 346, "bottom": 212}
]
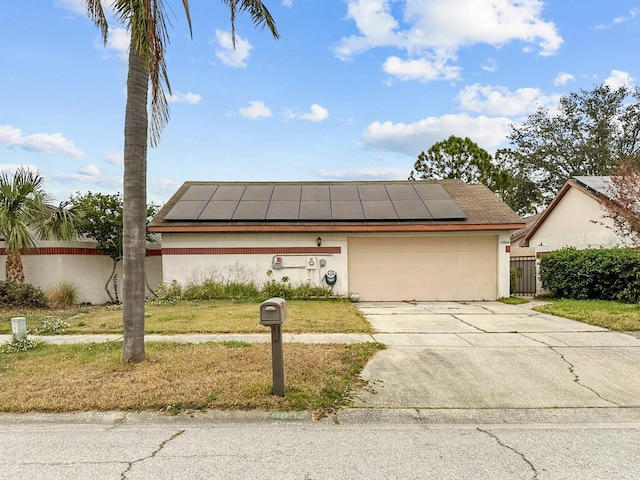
[
  {"left": 0, "top": 340, "right": 384, "bottom": 414},
  {"left": 534, "top": 299, "right": 640, "bottom": 331},
  {"left": 0, "top": 299, "right": 373, "bottom": 335}
]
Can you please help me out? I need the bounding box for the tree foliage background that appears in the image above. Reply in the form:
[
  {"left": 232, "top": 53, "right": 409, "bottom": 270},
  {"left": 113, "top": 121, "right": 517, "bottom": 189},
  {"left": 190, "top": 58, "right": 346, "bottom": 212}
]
[{"left": 411, "top": 84, "right": 640, "bottom": 217}]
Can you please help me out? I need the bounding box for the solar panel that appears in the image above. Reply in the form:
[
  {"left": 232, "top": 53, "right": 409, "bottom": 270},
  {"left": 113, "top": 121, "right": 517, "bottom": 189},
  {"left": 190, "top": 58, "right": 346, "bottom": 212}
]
[
  {"left": 331, "top": 200, "right": 365, "bottom": 220},
  {"left": 199, "top": 201, "right": 239, "bottom": 220},
  {"left": 164, "top": 200, "right": 208, "bottom": 220},
  {"left": 233, "top": 200, "right": 268, "bottom": 220},
  {"left": 180, "top": 185, "right": 217, "bottom": 201},
  {"left": 362, "top": 200, "right": 398, "bottom": 220},
  {"left": 163, "top": 182, "right": 467, "bottom": 222},
  {"left": 425, "top": 199, "right": 466, "bottom": 219},
  {"left": 266, "top": 201, "right": 300, "bottom": 220},
  {"left": 299, "top": 200, "right": 331, "bottom": 219}
]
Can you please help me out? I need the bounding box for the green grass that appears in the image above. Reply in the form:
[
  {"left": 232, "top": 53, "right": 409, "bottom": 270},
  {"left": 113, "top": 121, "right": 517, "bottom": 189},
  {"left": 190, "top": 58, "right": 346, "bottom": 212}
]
[
  {"left": 498, "top": 297, "right": 530, "bottom": 305},
  {"left": 0, "top": 298, "right": 373, "bottom": 335},
  {"left": 534, "top": 299, "right": 640, "bottom": 331}
]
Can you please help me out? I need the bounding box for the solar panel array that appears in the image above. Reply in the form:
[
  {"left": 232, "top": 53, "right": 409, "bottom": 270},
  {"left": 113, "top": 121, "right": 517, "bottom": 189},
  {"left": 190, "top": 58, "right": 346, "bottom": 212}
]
[{"left": 164, "top": 183, "right": 467, "bottom": 221}]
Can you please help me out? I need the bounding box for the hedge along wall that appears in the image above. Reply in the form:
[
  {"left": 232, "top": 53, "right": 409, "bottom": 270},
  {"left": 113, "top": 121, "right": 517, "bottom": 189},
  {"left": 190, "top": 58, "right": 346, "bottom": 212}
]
[{"left": 539, "top": 247, "right": 640, "bottom": 303}]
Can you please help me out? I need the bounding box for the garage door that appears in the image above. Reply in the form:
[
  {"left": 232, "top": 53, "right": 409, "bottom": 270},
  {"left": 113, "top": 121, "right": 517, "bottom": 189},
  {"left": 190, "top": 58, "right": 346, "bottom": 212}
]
[{"left": 348, "top": 235, "right": 497, "bottom": 301}]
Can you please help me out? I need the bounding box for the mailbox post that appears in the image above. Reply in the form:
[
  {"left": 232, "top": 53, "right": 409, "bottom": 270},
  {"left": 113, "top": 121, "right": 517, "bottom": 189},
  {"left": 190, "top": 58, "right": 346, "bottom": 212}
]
[{"left": 259, "top": 297, "right": 287, "bottom": 397}]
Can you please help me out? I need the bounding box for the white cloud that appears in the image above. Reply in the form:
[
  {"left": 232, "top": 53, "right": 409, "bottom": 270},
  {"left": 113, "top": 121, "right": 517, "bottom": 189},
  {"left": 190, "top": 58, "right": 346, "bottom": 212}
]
[
  {"left": 286, "top": 104, "right": 330, "bottom": 122},
  {"left": 383, "top": 55, "right": 461, "bottom": 82},
  {"left": 238, "top": 101, "right": 272, "bottom": 119},
  {"left": 604, "top": 70, "right": 634, "bottom": 89},
  {"left": 282, "top": 0, "right": 293, "bottom": 6},
  {"left": 300, "top": 104, "right": 329, "bottom": 122},
  {"left": 168, "top": 92, "right": 202, "bottom": 104},
  {"left": 79, "top": 164, "right": 100, "bottom": 176},
  {"left": 0, "top": 125, "right": 83, "bottom": 158},
  {"left": 55, "top": 0, "right": 84, "bottom": 14},
  {"left": 362, "top": 113, "right": 511, "bottom": 156},
  {"left": 481, "top": 58, "right": 497, "bottom": 72},
  {"left": 54, "top": 169, "right": 122, "bottom": 189},
  {"left": 614, "top": 8, "right": 639, "bottom": 24},
  {"left": 554, "top": 72, "right": 575, "bottom": 86},
  {"left": 457, "top": 84, "right": 550, "bottom": 116},
  {"left": 335, "top": 0, "right": 563, "bottom": 78},
  {"left": 104, "top": 151, "right": 124, "bottom": 165},
  {"left": 215, "top": 30, "right": 253, "bottom": 68},
  {"left": 314, "top": 167, "right": 409, "bottom": 180}
]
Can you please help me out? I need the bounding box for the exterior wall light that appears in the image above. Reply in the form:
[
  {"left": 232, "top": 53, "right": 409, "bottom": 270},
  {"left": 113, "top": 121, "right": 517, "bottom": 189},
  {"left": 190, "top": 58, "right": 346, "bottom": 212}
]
[{"left": 317, "top": 236, "right": 322, "bottom": 247}]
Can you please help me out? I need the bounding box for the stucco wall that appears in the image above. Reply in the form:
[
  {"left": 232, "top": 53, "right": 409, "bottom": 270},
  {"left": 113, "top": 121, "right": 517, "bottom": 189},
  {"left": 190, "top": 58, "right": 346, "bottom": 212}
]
[
  {"left": 161, "top": 230, "right": 512, "bottom": 301},
  {"left": 1, "top": 239, "right": 162, "bottom": 305},
  {"left": 160, "top": 232, "right": 349, "bottom": 295},
  {"left": 530, "top": 187, "right": 626, "bottom": 253}
]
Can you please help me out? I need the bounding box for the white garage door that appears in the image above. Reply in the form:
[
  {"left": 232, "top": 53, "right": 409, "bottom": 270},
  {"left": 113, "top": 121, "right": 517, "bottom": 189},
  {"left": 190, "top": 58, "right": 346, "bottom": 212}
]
[{"left": 347, "top": 235, "right": 497, "bottom": 301}]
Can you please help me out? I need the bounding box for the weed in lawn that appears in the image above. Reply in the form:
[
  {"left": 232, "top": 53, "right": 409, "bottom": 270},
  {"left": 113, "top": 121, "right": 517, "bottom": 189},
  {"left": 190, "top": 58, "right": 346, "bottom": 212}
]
[
  {"left": 221, "top": 340, "right": 251, "bottom": 348},
  {"left": 29, "top": 316, "right": 70, "bottom": 335},
  {"left": 0, "top": 338, "right": 43, "bottom": 354}
]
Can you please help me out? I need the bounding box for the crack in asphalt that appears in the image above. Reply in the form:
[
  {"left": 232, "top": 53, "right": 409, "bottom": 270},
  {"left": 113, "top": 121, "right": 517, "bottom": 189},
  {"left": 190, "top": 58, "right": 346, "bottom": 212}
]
[
  {"left": 549, "top": 347, "right": 620, "bottom": 406},
  {"left": 121, "top": 429, "right": 185, "bottom": 479},
  {"left": 477, "top": 427, "right": 539, "bottom": 479}
]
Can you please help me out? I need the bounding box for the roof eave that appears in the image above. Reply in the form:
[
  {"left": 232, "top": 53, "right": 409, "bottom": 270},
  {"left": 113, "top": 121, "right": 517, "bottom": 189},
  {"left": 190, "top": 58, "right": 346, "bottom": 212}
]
[{"left": 148, "top": 222, "right": 525, "bottom": 234}]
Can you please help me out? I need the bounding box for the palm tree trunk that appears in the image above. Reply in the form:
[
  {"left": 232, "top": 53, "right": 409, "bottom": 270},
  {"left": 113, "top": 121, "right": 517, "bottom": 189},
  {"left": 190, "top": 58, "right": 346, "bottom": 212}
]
[
  {"left": 121, "top": 45, "right": 149, "bottom": 363},
  {"left": 5, "top": 251, "right": 24, "bottom": 283}
]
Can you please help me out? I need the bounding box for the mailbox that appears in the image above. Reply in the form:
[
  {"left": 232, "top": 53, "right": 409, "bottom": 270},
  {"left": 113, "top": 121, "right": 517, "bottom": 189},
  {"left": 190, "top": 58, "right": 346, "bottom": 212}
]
[{"left": 260, "top": 297, "right": 287, "bottom": 326}]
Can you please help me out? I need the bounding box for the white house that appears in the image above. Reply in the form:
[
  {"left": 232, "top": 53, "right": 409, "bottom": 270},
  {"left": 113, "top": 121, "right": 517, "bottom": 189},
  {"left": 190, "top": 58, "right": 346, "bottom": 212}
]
[
  {"left": 511, "top": 176, "right": 632, "bottom": 295},
  {"left": 149, "top": 180, "right": 524, "bottom": 302}
]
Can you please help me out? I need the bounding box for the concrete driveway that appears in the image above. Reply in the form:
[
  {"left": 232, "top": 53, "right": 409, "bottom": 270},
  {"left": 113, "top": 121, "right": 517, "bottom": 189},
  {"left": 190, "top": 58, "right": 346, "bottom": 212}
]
[{"left": 350, "top": 301, "right": 640, "bottom": 423}]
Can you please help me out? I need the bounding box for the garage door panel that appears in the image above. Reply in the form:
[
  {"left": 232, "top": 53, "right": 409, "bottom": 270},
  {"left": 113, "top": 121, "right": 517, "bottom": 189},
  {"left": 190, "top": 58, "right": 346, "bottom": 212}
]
[{"left": 348, "top": 236, "right": 497, "bottom": 301}]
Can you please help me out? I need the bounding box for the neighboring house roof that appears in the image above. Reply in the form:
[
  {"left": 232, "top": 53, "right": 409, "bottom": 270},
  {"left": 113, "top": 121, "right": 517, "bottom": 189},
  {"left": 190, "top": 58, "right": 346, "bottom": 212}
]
[
  {"left": 518, "top": 176, "right": 613, "bottom": 247},
  {"left": 149, "top": 180, "right": 524, "bottom": 233},
  {"left": 510, "top": 212, "right": 541, "bottom": 245}
]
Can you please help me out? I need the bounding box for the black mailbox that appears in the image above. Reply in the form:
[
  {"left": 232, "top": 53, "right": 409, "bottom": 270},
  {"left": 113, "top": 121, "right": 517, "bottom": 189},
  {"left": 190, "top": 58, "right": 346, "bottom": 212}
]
[{"left": 260, "top": 297, "right": 287, "bottom": 326}]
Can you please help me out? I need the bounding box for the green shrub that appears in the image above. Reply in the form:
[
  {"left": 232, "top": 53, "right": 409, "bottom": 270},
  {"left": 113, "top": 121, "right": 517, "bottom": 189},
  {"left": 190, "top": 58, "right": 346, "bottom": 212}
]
[
  {"left": 509, "top": 267, "right": 517, "bottom": 295},
  {"left": 47, "top": 281, "right": 78, "bottom": 308},
  {"left": 540, "top": 247, "right": 640, "bottom": 302},
  {"left": 0, "top": 280, "right": 49, "bottom": 308}
]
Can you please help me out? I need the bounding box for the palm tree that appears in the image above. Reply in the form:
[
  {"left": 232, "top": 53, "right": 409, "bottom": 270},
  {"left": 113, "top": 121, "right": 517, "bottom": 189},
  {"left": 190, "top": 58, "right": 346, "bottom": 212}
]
[
  {"left": 84, "top": 1, "right": 279, "bottom": 363},
  {"left": 0, "top": 168, "right": 77, "bottom": 283}
]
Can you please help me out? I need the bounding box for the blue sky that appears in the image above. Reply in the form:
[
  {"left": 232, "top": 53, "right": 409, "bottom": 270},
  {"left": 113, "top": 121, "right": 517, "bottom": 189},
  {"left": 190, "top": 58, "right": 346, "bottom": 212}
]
[{"left": 1, "top": 1, "right": 638, "bottom": 204}]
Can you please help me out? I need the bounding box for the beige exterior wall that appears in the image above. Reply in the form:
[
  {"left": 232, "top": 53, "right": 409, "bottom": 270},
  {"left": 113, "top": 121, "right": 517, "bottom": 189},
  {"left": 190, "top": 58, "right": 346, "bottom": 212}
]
[
  {"left": 347, "top": 232, "right": 502, "bottom": 301},
  {"left": 160, "top": 230, "right": 510, "bottom": 302},
  {"left": 529, "top": 187, "right": 627, "bottom": 254},
  {"left": 160, "top": 232, "right": 349, "bottom": 295},
  {"left": 1, "top": 239, "right": 162, "bottom": 305}
]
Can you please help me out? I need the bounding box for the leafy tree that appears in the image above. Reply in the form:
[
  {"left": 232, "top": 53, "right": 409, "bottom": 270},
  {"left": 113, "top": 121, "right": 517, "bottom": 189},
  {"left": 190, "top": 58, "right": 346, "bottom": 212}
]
[
  {"left": 0, "top": 168, "right": 77, "bottom": 283},
  {"left": 84, "top": 1, "right": 279, "bottom": 362},
  {"left": 493, "top": 148, "right": 543, "bottom": 216},
  {"left": 71, "top": 192, "right": 159, "bottom": 303},
  {"left": 507, "top": 84, "right": 640, "bottom": 207},
  {"left": 409, "top": 135, "right": 516, "bottom": 209},
  {"left": 601, "top": 157, "right": 640, "bottom": 245}
]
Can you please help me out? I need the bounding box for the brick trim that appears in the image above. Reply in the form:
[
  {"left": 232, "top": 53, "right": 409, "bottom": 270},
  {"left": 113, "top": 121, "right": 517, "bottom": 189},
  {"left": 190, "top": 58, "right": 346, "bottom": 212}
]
[
  {"left": 161, "top": 246, "right": 342, "bottom": 255},
  {"left": 0, "top": 247, "right": 162, "bottom": 256}
]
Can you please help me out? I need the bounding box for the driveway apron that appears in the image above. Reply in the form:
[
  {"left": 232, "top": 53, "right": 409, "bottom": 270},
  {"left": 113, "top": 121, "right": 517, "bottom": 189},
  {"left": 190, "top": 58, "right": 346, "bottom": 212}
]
[{"left": 356, "top": 301, "right": 640, "bottom": 414}]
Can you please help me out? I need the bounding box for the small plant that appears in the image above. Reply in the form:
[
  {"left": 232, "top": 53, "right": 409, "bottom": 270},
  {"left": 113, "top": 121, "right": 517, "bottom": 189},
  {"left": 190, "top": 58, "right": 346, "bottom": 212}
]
[
  {"left": 0, "top": 337, "right": 43, "bottom": 354},
  {"left": 0, "top": 280, "right": 48, "bottom": 308},
  {"left": 30, "top": 316, "right": 70, "bottom": 335},
  {"left": 151, "top": 280, "right": 183, "bottom": 303},
  {"left": 48, "top": 281, "right": 78, "bottom": 308}
]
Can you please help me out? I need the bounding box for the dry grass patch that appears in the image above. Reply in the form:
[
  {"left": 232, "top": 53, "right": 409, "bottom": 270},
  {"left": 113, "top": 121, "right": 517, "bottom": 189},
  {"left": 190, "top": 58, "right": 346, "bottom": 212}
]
[
  {"left": 0, "top": 341, "right": 383, "bottom": 414},
  {"left": 0, "top": 299, "right": 372, "bottom": 335}
]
